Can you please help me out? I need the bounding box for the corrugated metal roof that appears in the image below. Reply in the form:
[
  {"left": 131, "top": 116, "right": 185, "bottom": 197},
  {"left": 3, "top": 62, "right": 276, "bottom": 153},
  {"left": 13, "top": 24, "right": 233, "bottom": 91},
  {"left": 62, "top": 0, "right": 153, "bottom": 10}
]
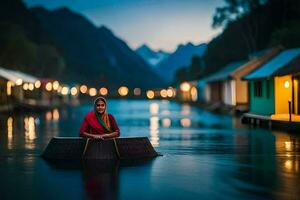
[
  {"left": 205, "top": 61, "right": 247, "bottom": 83},
  {"left": 244, "top": 48, "right": 300, "bottom": 80},
  {"left": 0, "top": 67, "right": 38, "bottom": 83}
]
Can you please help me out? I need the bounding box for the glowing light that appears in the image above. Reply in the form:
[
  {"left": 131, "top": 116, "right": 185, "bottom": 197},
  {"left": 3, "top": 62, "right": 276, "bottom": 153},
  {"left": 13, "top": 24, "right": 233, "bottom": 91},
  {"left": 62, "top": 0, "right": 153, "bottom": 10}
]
[
  {"left": 191, "top": 86, "right": 198, "bottom": 102},
  {"left": 7, "top": 117, "right": 13, "bottom": 149},
  {"left": 53, "top": 109, "right": 59, "bottom": 121},
  {"left": 70, "top": 87, "right": 78, "bottom": 96},
  {"left": 284, "top": 160, "right": 292, "bottom": 171},
  {"left": 24, "top": 116, "right": 36, "bottom": 140},
  {"left": 180, "top": 82, "right": 190, "bottom": 92},
  {"left": 16, "top": 79, "right": 23, "bottom": 86},
  {"left": 24, "top": 116, "right": 36, "bottom": 150},
  {"left": 150, "top": 116, "right": 159, "bottom": 147},
  {"left": 45, "top": 82, "right": 52, "bottom": 91},
  {"left": 61, "top": 87, "right": 69, "bottom": 95},
  {"left": 118, "top": 86, "right": 129, "bottom": 96},
  {"left": 57, "top": 86, "right": 62, "bottom": 93},
  {"left": 181, "top": 118, "right": 191, "bottom": 127},
  {"left": 162, "top": 118, "right": 171, "bottom": 127},
  {"left": 284, "top": 141, "right": 292, "bottom": 151},
  {"left": 134, "top": 88, "right": 141, "bottom": 96},
  {"left": 52, "top": 81, "right": 59, "bottom": 90},
  {"left": 34, "top": 80, "right": 41, "bottom": 88},
  {"left": 80, "top": 85, "right": 88, "bottom": 94},
  {"left": 89, "top": 88, "right": 97, "bottom": 96},
  {"left": 146, "top": 90, "right": 155, "bottom": 99},
  {"left": 99, "top": 87, "right": 108, "bottom": 96},
  {"left": 28, "top": 83, "right": 34, "bottom": 91},
  {"left": 150, "top": 103, "right": 159, "bottom": 115},
  {"left": 167, "top": 88, "right": 174, "bottom": 97},
  {"left": 46, "top": 111, "right": 52, "bottom": 121},
  {"left": 284, "top": 80, "right": 290, "bottom": 88},
  {"left": 7, "top": 81, "right": 12, "bottom": 96},
  {"left": 160, "top": 89, "right": 168, "bottom": 98},
  {"left": 23, "top": 83, "right": 29, "bottom": 90}
]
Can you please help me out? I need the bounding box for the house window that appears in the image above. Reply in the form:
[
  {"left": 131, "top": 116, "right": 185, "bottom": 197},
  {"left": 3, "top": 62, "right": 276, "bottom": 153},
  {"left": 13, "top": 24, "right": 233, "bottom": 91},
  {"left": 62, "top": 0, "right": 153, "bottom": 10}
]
[{"left": 254, "top": 81, "right": 262, "bottom": 97}]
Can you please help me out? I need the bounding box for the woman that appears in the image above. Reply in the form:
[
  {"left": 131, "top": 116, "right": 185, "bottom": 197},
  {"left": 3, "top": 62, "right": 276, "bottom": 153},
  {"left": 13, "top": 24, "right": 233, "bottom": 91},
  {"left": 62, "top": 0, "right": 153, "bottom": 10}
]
[{"left": 79, "top": 96, "right": 120, "bottom": 139}]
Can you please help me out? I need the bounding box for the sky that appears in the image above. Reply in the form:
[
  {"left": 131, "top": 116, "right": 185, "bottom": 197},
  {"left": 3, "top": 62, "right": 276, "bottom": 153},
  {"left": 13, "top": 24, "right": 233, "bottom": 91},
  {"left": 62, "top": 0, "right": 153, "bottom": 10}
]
[{"left": 24, "top": 0, "right": 224, "bottom": 52}]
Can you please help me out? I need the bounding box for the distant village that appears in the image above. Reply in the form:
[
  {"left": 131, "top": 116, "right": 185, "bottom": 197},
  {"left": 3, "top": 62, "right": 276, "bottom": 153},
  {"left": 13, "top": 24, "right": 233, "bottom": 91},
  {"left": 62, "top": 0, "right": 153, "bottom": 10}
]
[{"left": 1, "top": 46, "right": 300, "bottom": 131}]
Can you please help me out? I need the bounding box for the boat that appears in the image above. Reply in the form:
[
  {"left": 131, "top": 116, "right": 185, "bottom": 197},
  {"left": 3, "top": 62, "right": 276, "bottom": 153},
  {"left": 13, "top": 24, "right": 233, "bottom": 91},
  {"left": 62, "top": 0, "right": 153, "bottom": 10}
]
[{"left": 42, "top": 137, "right": 160, "bottom": 160}]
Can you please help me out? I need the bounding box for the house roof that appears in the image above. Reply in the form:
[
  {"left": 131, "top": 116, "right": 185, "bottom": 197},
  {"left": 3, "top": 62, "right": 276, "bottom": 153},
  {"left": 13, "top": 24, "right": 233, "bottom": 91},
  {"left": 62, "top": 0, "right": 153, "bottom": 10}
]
[
  {"left": 244, "top": 48, "right": 300, "bottom": 80},
  {"left": 205, "top": 61, "right": 247, "bottom": 83},
  {"left": 0, "top": 67, "right": 39, "bottom": 84},
  {"left": 273, "top": 55, "right": 300, "bottom": 76}
]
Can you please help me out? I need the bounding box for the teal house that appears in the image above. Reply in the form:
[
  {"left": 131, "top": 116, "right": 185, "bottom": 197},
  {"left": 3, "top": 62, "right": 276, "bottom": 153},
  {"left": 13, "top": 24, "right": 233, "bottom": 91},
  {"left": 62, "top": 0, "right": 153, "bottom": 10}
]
[{"left": 244, "top": 48, "right": 300, "bottom": 118}]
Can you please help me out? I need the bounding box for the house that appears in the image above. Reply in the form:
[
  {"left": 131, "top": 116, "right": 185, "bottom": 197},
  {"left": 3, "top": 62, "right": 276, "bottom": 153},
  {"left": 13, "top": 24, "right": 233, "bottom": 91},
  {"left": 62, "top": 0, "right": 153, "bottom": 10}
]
[
  {"left": 243, "top": 48, "right": 300, "bottom": 122},
  {"left": 203, "top": 47, "right": 281, "bottom": 111}
]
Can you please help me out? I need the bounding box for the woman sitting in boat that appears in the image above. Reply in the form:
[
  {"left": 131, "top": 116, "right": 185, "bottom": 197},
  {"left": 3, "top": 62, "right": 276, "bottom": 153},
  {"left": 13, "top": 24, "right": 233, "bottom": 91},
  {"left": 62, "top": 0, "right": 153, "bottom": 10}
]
[{"left": 79, "top": 96, "right": 120, "bottom": 139}]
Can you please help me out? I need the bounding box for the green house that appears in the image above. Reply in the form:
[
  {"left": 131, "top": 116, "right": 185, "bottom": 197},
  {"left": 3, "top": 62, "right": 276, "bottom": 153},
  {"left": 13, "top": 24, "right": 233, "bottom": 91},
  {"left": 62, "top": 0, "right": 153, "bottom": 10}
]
[{"left": 244, "top": 48, "right": 300, "bottom": 116}]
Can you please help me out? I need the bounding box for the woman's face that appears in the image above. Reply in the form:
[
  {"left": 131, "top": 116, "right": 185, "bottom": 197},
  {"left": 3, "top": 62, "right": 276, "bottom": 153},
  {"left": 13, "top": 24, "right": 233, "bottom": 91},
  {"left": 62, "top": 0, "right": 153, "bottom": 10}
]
[{"left": 96, "top": 100, "right": 106, "bottom": 114}]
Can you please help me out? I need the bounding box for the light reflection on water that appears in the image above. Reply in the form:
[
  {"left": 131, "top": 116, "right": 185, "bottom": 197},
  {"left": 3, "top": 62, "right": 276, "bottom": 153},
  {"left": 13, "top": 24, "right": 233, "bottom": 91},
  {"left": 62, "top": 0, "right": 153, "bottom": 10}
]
[{"left": 0, "top": 100, "right": 299, "bottom": 200}]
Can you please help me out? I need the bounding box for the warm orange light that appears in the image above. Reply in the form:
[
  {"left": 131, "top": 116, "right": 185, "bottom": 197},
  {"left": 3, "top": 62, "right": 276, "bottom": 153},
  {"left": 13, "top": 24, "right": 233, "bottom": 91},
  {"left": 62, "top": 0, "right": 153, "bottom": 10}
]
[
  {"left": 7, "top": 81, "right": 12, "bottom": 96},
  {"left": 160, "top": 89, "right": 168, "bottom": 98},
  {"left": 180, "top": 82, "right": 190, "bottom": 92},
  {"left": 190, "top": 86, "right": 198, "bottom": 102},
  {"left": 16, "top": 79, "right": 23, "bottom": 86},
  {"left": 80, "top": 85, "right": 88, "bottom": 94},
  {"left": 146, "top": 90, "right": 155, "bottom": 99},
  {"left": 61, "top": 87, "right": 69, "bottom": 95},
  {"left": 89, "top": 88, "right": 97, "bottom": 96},
  {"left": 284, "top": 80, "right": 290, "bottom": 88},
  {"left": 167, "top": 88, "right": 173, "bottom": 97},
  {"left": 23, "top": 83, "right": 29, "bottom": 90},
  {"left": 70, "top": 87, "right": 78, "bottom": 96},
  {"left": 45, "top": 82, "right": 52, "bottom": 91},
  {"left": 53, "top": 109, "right": 59, "bottom": 121},
  {"left": 28, "top": 83, "right": 34, "bottom": 91},
  {"left": 52, "top": 81, "right": 59, "bottom": 90},
  {"left": 46, "top": 111, "right": 52, "bottom": 121},
  {"left": 162, "top": 118, "right": 171, "bottom": 127},
  {"left": 34, "top": 80, "right": 41, "bottom": 88},
  {"left": 99, "top": 87, "right": 108, "bottom": 96},
  {"left": 118, "top": 86, "right": 129, "bottom": 96},
  {"left": 180, "top": 118, "right": 191, "bottom": 127}
]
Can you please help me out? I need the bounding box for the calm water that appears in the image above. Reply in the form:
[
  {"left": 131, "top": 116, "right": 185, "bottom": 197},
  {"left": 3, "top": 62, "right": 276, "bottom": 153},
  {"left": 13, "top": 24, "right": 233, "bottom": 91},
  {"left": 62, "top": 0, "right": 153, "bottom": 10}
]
[{"left": 0, "top": 100, "right": 299, "bottom": 200}]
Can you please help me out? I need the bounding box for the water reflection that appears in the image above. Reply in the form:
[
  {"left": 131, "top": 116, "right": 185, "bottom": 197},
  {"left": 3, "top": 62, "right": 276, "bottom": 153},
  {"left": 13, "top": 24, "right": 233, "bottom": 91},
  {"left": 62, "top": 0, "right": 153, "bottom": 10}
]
[
  {"left": 0, "top": 100, "right": 300, "bottom": 200},
  {"left": 162, "top": 118, "right": 171, "bottom": 127},
  {"left": 7, "top": 116, "right": 13, "bottom": 150},
  {"left": 24, "top": 116, "right": 36, "bottom": 150},
  {"left": 180, "top": 104, "right": 190, "bottom": 115},
  {"left": 82, "top": 160, "right": 119, "bottom": 200},
  {"left": 150, "top": 116, "right": 159, "bottom": 147},
  {"left": 180, "top": 118, "right": 191, "bottom": 127}
]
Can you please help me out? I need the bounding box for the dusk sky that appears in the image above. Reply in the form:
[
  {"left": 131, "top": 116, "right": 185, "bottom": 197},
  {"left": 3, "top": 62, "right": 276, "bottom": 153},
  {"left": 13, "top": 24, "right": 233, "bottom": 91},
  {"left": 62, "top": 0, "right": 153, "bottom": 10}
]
[{"left": 24, "top": 0, "right": 224, "bottom": 52}]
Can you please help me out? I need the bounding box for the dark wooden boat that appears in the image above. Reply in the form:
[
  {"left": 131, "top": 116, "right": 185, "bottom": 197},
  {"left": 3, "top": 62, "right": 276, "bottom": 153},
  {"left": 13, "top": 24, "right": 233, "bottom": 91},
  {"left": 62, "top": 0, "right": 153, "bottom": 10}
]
[{"left": 42, "top": 137, "right": 160, "bottom": 160}]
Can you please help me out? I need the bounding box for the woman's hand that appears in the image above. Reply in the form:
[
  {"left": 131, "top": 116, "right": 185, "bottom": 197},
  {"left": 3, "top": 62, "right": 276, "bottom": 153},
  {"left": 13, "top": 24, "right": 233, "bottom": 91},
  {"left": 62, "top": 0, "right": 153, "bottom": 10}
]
[{"left": 93, "top": 135, "right": 104, "bottom": 140}]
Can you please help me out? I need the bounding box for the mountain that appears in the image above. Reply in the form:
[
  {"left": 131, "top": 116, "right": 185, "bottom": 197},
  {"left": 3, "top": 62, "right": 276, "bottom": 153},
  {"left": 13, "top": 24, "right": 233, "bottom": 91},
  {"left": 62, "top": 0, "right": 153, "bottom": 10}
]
[
  {"left": 157, "top": 42, "right": 207, "bottom": 83},
  {"left": 0, "top": 0, "right": 65, "bottom": 77},
  {"left": 31, "top": 7, "right": 166, "bottom": 89},
  {"left": 135, "top": 44, "right": 170, "bottom": 67}
]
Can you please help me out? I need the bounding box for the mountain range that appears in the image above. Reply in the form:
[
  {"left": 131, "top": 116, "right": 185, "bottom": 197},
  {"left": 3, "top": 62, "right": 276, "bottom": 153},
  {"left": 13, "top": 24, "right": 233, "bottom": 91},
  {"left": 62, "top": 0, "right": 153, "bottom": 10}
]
[
  {"left": 157, "top": 42, "right": 207, "bottom": 83},
  {"left": 31, "top": 7, "right": 166, "bottom": 89},
  {"left": 135, "top": 44, "right": 170, "bottom": 67}
]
